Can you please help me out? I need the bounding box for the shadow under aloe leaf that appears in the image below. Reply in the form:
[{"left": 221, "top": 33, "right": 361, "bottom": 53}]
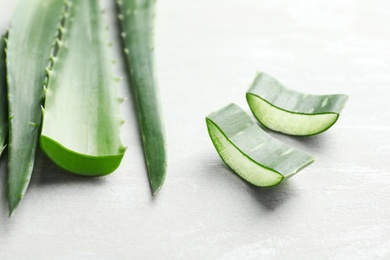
[
  {"left": 246, "top": 181, "right": 298, "bottom": 211},
  {"left": 256, "top": 121, "right": 330, "bottom": 155},
  {"left": 253, "top": 120, "right": 268, "bottom": 131},
  {"left": 30, "top": 147, "right": 107, "bottom": 186},
  {"left": 293, "top": 134, "right": 329, "bottom": 150},
  {"left": 204, "top": 153, "right": 297, "bottom": 211},
  {"left": 0, "top": 152, "right": 8, "bottom": 218}
]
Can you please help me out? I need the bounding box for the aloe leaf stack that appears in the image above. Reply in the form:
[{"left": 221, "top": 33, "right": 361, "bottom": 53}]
[
  {"left": 2, "top": 0, "right": 166, "bottom": 214},
  {"left": 6, "top": 0, "right": 66, "bottom": 214},
  {"left": 117, "top": 0, "right": 167, "bottom": 194},
  {"left": 0, "top": 35, "right": 7, "bottom": 157},
  {"left": 40, "top": 0, "right": 126, "bottom": 175}
]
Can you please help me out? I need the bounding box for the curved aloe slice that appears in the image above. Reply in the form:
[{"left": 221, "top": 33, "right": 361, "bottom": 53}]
[
  {"left": 0, "top": 35, "right": 7, "bottom": 156},
  {"left": 6, "top": 0, "right": 66, "bottom": 214},
  {"left": 206, "top": 104, "right": 315, "bottom": 187},
  {"left": 117, "top": 0, "right": 167, "bottom": 194},
  {"left": 40, "top": 0, "right": 126, "bottom": 176},
  {"left": 246, "top": 73, "right": 348, "bottom": 136}
]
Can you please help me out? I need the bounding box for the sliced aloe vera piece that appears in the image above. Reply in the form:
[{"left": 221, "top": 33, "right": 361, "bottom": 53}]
[
  {"left": 246, "top": 72, "right": 349, "bottom": 136},
  {"left": 117, "top": 0, "right": 167, "bottom": 194},
  {"left": 40, "top": 0, "right": 126, "bottom": 176},
  {"left": 7, "top": 0, "right": 66, "bottom": 214},
  {"left": 0, "top": 35, "right": 7, "bottom": 156},
  {"left": 206, "top": 104, "right": 315, "bottom": 187}
]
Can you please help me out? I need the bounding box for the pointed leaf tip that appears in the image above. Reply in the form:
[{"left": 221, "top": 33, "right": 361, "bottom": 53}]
[
  {"left": 150, "top": 167, "right": 167, "bottom": 196},
  {"left": 8, "top": 194, "right": 22, "bottom": 217},
  {"left": 151, "top": 180, "right": 164, "bottom": 196}
]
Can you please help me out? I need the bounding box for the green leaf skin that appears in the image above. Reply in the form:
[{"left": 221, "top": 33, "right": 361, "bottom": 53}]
[
  {"left": 6, "top": 0, "right": 66, "bottom": 215},
  {"left": 117, "top": 0, "right": 167, "bottom": 194},
  {"left": 40, "top": 0, "right": 126, "bottom": 176},
  {"left": 246, "top": 72, "right": 349, "bottom": 136},
  {"left": 0, "top": 35, "right": 7, "bottom": 156},
  {"left": 206, "top": 104, "right": 315, "bottom": 187}
]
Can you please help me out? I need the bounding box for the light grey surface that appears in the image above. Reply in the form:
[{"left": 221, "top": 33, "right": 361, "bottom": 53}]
[{"left": 0, "top": 0, "right": 389, "bottom": 259}]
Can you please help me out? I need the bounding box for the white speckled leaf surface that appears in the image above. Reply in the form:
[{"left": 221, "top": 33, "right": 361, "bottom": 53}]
[{"left": 0, "top": 0, "right": 389, "bottom": 259}]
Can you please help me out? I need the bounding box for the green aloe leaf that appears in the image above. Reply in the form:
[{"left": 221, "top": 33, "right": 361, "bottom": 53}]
[
  {"left": 0, "top": 35, "right": 7, "bottom": 157},
  {"left": 6, "top": 0, "right": 66, "bottom": 214},
  {"left": 246, "top": 72, "right": 349, "bottom": 136},
  {"left": 40, "top": 0, "right": 126, "bottom": 176},
  {"left": 117, "top": 0, "right": 167, "bottom": 194},
  {"left": 206, "top": 104, "right": 315, "bottom": 187}
]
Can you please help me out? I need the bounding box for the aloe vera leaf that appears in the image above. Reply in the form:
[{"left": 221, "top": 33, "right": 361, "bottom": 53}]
[
  {"left": 40, "top": 0, "right": 126, "bottom": 176},
  {"left": 246, "top": 72, "right": 349, "bottom": 136},
  {"left": 117, "top": 0, "right": 167, "bottom": 194},
  {"left": 6, "top": 0, "right": 66, "bottom": 214},
  {"left": 0, "top": 35, "right": 7, "bottom": 156},
  {"left": 206, "top": 104, "right": 315, "bottom": 187}
]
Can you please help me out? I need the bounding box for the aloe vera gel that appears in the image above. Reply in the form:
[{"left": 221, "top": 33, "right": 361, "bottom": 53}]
[
  {"left": 247, "top": 73, "right": 348, "bottom": 136},
  {"left": 206, "top": 104, "right": 315, "bottom": 187}
]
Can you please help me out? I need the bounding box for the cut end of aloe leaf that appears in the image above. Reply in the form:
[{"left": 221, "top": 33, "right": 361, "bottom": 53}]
[
  {"left": 40, "top": 0, "right": 126, "bottom": 176},
  {"left": 40, "top": 136, "right": 124, "bottom": 176},
  {"left": 207, "top": 119, "right": 284, "bottom": 187},
  {"left": 206, "top": 104, "right": 315, "bottom": 187},
  {"left": 247, "top": 72, "right": 349, "bottom": 136}
]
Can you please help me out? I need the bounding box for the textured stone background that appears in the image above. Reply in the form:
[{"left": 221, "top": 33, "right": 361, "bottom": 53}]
[{"left": 0, "top": 0, "right": 389, "bottom": 259}]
